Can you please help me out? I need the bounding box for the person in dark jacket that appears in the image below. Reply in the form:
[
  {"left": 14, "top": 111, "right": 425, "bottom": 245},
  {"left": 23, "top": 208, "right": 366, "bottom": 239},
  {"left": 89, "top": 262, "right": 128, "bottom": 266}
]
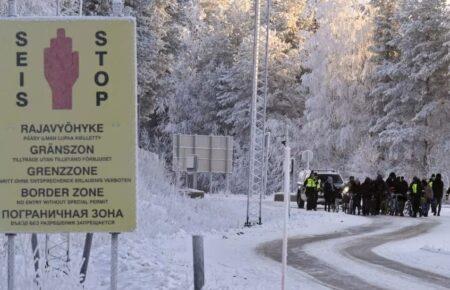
[
  {"left": 323, "top": 177, "right": 335, "bottom": 212},
  {"left": 386, "top": 172, "right": 397, "bottom": 192},
  {"left": 352, "top": 179, "right": 362, "bottom": 215},
  {"left": 410, "top": 177, "right": 422, "bottom": 218},
  {"left": 361, "top": 177, "right": 372, "bottom": 216},
  {"left": 400, "top": 177, "right": 409, "bottom": 195},
  {"left": 421, "top": 179, "right": 433, "bottom": 217},
  {"left": 398, "top": 176, "right": 408, "bottom": 216},
  {"left": 346, "top": 176, "right": 357, "bottom": 214},
  {"left": 372, "top": 175, "right": 387, "bottom": 215},
  {"left": 432, "top": 173, "right": 444, "bottom": 216}
]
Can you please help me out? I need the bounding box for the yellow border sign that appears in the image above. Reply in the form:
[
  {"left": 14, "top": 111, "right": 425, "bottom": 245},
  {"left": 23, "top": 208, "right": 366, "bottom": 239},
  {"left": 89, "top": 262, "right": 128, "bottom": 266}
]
[{"left": 0, "top": 18, "right": 137, "bottom": 233}]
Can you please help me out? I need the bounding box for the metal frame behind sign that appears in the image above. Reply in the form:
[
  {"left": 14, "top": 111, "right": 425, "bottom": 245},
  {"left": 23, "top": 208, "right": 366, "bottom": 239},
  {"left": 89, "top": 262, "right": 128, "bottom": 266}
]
[{"left": 173, "top": 134, "right": 233, "bottom": 174}]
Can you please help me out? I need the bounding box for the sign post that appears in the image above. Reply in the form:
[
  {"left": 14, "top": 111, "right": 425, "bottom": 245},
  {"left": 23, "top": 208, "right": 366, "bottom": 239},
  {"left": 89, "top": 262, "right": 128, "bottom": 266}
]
[
  {"left": 8, "top": 0, "right": 16, "bottom": 17},
  {"left": 111, "top": 232, "right": 119, "bottom": 290},
  {"left": 6, "top": 233, "right": 16, "bottom": 290},
  {"left": 6, "top": 3, "right": 17, "bottom": 289}
]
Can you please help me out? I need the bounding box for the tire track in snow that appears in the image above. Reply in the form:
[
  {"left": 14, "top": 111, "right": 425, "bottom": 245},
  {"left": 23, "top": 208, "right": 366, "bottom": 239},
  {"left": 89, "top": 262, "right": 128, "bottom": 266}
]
[
  {"left": 258, "top": 222, "right": 388, "bottom": 290},
  {"left": 343, "top": 219, "right": 450, "bottom": 289}
]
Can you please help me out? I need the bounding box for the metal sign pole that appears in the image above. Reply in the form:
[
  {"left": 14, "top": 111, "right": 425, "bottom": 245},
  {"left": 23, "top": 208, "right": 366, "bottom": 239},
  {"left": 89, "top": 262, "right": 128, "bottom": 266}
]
[
  {"left": 8, "top": 0, "right": 16, "bottom": 16},
  {"left": 110, "top": 4, "right": 122, "bottom": 289},
  {"left": 111, "top": 233, "right": 119, "bottom": 290},
  {"left": 281, "top": 145, "right": 290, "bottom": 290},
  {"left": 80, "top": 233, "right": 94, "bottom": 284},
  {"left": 55, "top": 0, "right": 60, "bottom": 16},
  {"left": 6, "top": 234, "right": 16, "bottom": 290},
  {"left": 79, "top": 0, "right": 83, "bottom": 16},
  {"left": 31, "top": 234, "right": 40, "bottom": 284},
  {"left": 6, "top": 9, "right": 17, "bottom": 290},
  {"left": 66, "top": 233, "right": 71, "bottom": 262},
  {"left": 45, "top": 234, "right": 49, "bottom": 267},
  {"left": 209, "top": 135, "right": 213, "bottom": 193},
  {"left": 112, "top": 0, "right": 123, "bottom": 17},
  {"left": 225, "top": 137, "right": 231, "bottom": 194}
]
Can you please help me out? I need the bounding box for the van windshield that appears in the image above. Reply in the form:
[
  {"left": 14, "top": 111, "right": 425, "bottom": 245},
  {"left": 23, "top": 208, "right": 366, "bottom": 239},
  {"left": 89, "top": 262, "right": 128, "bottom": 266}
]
[{"left": 318, "top": 174, "right": 343, "bottom": 184}]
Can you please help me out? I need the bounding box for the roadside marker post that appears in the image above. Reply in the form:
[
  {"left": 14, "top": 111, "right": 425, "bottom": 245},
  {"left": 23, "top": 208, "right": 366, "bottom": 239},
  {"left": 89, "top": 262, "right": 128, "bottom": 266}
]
[{"left": 281, "top": 145, "right": 290, "bottom": 290}]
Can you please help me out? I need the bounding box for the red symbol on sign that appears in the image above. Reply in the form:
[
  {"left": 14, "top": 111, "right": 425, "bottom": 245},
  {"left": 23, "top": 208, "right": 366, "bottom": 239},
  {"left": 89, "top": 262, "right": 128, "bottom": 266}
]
[{"left": 44, "top": 28, "right": 79, "bottom": 110}]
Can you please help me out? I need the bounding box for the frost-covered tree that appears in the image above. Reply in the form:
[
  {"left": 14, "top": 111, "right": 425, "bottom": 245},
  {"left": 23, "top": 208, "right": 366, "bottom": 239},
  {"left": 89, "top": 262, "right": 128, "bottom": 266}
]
[
  {"left": 372, "top": 0, "right": 449, "bottom": 176},
  {"left": 166, "top": 0, "right": 309, "bottom": 193},
  {"left": 369, "top": 0, "right": 400, "bottom": 127},
  {"left": 0, "top": 0, "right": 56, "bottom": 15},
  {"left": 301, "top": 0, "right": 374, "bottom": 175},
  {"left": 129, "top": 0, "right": 183, "bottom": 153}
]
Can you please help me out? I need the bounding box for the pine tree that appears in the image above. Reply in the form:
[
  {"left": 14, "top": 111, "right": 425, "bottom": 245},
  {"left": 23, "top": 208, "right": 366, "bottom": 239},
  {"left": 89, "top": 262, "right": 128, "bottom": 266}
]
[
  {"left": 369, "top": 0, "right": 400, "bottom": 131},
  {"left": 374, "top": 0, "right": 449, "bottom": 176}
]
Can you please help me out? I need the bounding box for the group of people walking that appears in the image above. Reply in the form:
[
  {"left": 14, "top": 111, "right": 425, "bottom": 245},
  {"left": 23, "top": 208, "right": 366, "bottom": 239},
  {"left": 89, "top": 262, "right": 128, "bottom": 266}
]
[
  {"left": 344, "top": 172, "right": 447, "bottom": 217},
  {"left": 302, "top": 171, "right": 448, "bottom": 217}
]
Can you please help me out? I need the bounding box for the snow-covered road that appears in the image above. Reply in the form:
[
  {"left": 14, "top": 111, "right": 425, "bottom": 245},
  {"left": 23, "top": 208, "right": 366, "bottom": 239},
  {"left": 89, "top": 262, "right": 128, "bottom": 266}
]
[{"left": 259, "top": 213, "right": 450, "bottom": 290}]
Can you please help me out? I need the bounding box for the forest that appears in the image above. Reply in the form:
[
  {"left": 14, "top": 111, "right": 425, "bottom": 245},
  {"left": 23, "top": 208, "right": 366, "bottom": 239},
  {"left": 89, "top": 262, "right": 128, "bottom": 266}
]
[{"left": 1, "top": 0, "right": 448, "bottom": 193}]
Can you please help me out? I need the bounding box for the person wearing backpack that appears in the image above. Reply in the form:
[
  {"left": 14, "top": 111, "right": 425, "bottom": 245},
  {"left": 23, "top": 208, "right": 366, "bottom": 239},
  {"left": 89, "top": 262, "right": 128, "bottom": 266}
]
[
  {"left": 323, "top": 177, "right": 335, "bottom": 212},
  {"left": 422, "top": 179, "right": 433, "bottom": 217},
  {"left": 409, "top": 177, "right": 422, "bottom": 218},
  {"left": 432, "top": 174, "right": 444, "bottom": 216}
]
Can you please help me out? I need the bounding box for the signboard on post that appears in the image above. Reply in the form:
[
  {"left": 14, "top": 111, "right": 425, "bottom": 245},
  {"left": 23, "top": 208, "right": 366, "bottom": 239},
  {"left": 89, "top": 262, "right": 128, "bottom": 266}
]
[
  {"left": 0, "top": 18, "right": 137, "bottom": 233},
  {"left": 301, "top": 150, "right": 313, "bottom": 170},
  {"left": 172, "top": 134, "right": 233, "bottom": 174}
]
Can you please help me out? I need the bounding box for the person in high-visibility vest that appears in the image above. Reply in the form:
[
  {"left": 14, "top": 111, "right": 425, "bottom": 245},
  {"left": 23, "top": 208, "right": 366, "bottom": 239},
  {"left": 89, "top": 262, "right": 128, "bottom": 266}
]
[
  {"left": 304, "top": 172, "right": 317, "bottom": 211},
  {"left": 429, "top": 174, "right": 435, "bottom": 188},
  {"left": 409, "top": 177, "right": 422, "bottom": 217}
]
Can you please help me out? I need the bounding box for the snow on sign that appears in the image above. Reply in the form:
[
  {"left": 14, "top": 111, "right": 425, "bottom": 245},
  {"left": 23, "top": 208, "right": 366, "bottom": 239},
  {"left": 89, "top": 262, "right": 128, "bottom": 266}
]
[
  {"left": 0, "top": 18, "right": 137, "bottom": 233},
  {"left": 173, "top": 134, "right": 233, "bottom": 173}
]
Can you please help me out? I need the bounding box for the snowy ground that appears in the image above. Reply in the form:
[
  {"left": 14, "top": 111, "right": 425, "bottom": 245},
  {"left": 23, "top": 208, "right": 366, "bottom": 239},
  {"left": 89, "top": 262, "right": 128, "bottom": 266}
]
[
  {"left": 374, "top": 205, "right": 450, "bottom": 277},
  {"left": 0, "top": 151, "right": 449, "bottom": 289},
  {"left": 1, "top": 195, "right": 449, "bottom": 289}
]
